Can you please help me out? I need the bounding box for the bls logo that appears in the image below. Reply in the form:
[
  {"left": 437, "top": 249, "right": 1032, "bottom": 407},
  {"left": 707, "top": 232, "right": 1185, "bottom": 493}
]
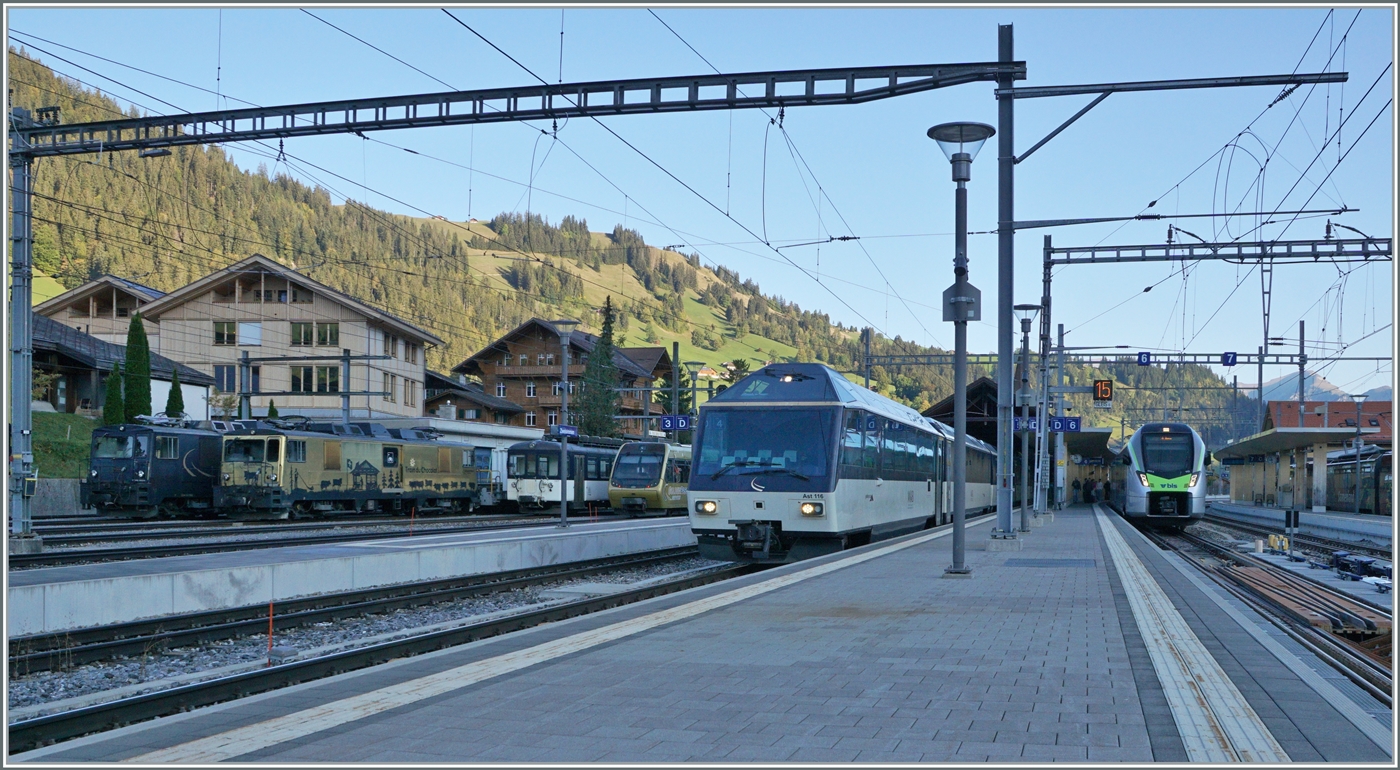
[{"left": 1159, "top": 482, "right": 1179, "bottom": 489}]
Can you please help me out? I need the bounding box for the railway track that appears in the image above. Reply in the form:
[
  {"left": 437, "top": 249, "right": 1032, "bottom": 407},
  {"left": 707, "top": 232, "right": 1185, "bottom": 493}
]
[
  {"left": 31, "top": 512, "right": 616, "bottom": 546},
  {"left": 8, "top": 515, "right": 628, "bottom": 569},
  {"left": 7, "top": 552, "right": 754, "bottom": 753},
  {"left": 1139, "top": 526, "right": 1392, "bottom": 708},
  {"left": 1203, "top": 511, "right": 1392, "bottom": 560}
]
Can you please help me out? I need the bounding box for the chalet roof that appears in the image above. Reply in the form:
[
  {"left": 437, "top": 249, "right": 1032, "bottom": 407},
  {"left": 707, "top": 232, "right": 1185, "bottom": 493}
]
[
  {"left": 424, "top": 384, "right": 525, "bottom": 414},
  {"left": 617, "top": 346, "right": 671, "bottom": 378},
  {"left": 922, "top": 376, "right": 999, "bottom": 421},
  {"left": 33, "top": 313, "right": 215, "bottom": 386},
  {"left": 137, "top": 254, "right": 444, "bottom": 346},
  {"left": 1263, "top": 399, "right": 1391, "bottom": 443},
  {"left": 34, "top": 274, "right": 166, "bottom": 315},
  {"left": 452, "top": 318, "right": 653, "bottom": 380}
]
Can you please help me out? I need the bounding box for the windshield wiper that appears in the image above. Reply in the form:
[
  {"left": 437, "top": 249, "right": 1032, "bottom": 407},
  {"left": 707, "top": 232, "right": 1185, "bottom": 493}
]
[
  {"left": 751, "top": 467, "right": 809, "bottom": 481},
  {"left": 709, "top": 459, "right": 770, "bottom": 479}
]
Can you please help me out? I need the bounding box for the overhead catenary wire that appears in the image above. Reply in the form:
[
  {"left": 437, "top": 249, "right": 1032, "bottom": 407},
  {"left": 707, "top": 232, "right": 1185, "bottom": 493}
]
[{"left": 440, "top": 9, "right": 887, "bottom": 337}]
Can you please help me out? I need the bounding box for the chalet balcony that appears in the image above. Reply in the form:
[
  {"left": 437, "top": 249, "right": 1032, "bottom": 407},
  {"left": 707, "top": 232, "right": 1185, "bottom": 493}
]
[
  {"left": 529, "top": 393, "right": 658, "bottom": 413},
  {"left": 495, "top": 364, "right": 584, "bottom": 378}
]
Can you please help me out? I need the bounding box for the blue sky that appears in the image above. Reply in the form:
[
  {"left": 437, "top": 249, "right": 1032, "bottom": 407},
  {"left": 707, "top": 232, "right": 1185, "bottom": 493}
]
[{"left": 7, "top": 6, "right": 1394, "bottom": 395}]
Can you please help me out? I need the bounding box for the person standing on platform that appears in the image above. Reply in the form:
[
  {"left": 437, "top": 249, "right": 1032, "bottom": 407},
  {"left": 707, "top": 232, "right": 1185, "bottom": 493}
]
[{"left": 1072, "top": 478, "right": 1082, "bottom": 504}]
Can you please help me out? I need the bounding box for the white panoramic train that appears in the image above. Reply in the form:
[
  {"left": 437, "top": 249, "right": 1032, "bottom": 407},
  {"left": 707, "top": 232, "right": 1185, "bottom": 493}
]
[
  {"left": 687, "top": 363, "right": 996, "bottom": 564},
  {"left": 505, "top": 439, "right": 618, "bottom": 511}
]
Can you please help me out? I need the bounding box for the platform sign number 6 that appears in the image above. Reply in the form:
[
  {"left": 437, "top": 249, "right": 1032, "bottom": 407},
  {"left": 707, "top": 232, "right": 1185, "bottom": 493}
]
[{"left": 1136, "top": 351, "right": 1152, "bottom": 366}]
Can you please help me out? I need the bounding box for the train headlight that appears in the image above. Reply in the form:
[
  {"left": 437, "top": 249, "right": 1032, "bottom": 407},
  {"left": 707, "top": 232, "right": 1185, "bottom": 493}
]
[
  {"left": 799, "top": 502, "right": 824, "bottom": 517},
  {"left": 1137, "top": 472, "right": 1149, "bottom": 486},
  {"left": 269, "top": 474, "right": 278, "bottom": 483},
  {"left": 222, "top": 473, "right": 231, "bottom": 482},
  {"left": 695, "top": 500, "right": 718, "bottom": 515},
  {"left": 136, "top": 470, "right": 146, "bottom": 479},
  {"left": 89, "top": 469, "right": 98, "bottom": 478},
  {"left": 1189, "top": 473, "right": 1200, "bottom": 488}
]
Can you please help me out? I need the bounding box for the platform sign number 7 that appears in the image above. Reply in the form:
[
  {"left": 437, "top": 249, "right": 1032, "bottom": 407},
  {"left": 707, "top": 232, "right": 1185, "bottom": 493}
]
[
  {"left": 1221, "top": 351, "right": 1237, "bottom": 367},
  {"left": 1136, "top": 351, "right": 1152, "bottom": 366}
]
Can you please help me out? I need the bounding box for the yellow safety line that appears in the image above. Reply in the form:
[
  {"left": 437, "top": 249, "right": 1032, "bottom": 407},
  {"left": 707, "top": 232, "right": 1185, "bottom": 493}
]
[
  {"left": 1095, "top": 506, "right": 1289, "bottom": 762},
  {"left": 128, "top": 517, "right": 990, "bottom": 763}
]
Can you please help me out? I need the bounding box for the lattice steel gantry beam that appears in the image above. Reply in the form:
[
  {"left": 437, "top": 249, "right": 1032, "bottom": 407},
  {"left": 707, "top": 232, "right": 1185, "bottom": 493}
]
[
  {"left": 1047, "top": 237, "right": 1392, "bottom": 265},
  {"left": 12, "top": 62, "right": 1026, "bottom": 157}
]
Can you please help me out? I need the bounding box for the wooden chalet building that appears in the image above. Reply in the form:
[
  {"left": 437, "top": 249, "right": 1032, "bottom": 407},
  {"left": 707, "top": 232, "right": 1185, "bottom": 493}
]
[{"left": 452, "top": 319, "right": 668, "bottom": 436}]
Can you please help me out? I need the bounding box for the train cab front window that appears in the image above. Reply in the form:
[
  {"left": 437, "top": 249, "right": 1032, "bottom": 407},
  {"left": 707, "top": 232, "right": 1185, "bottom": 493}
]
[
  {"left": 1141, "top": 434, "right": 1193, "bottom": 478},
  {"left": 692, "top": 407, "right": 837, "bottom": 491},
  {"left": 509, "top": 451, "right": 559, "bottom": 478},
  {"left": 94, "top": 434, "right": 149, "bottom": 459},
  {"left": 614, "top": 446, "right": 664, "bottom": 487},
  {"left": 225, "top": 439, "right": 267, "bottom": 463}
]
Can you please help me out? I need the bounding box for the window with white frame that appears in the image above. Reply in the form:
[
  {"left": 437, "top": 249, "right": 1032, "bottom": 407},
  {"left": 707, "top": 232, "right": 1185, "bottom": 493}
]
[
  {"left": 237, "top": 322, "right": 262, "bottom": 346},
  {"left": 383, "top": 372, "right": 397, "bottom": 403},
  {"left": 526, "top": 381, "right": 537, "bottom": 398},
  {"left": 547, "top": 411, "right": 558, "bottom": 426},
  {"left": 495, "top": 382, "right": 507, "bottom": 398},
  {"left": 525, "top": 412, "right": 537, "bottom": 427}
]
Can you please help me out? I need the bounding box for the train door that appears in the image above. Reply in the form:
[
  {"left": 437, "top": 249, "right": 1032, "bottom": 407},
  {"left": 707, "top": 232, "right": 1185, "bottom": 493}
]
[{"left": 572, "top": 455, "right": 586, "bottom": 506}]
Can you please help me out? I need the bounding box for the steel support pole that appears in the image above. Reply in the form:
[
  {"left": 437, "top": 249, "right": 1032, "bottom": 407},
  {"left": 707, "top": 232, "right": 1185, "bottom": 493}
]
[
  {"left": 559, "top": 332, "right": 570, "bottom": 527},
  {"left": 341, "top": 348, "right": 352, "bottom": 424},
  {"left": 1257, "top": 345, "right": 1265, "bottom": 431},
  {"left": 994, "top": 24, "right": 1016, "bottom": 539},
  {"left": 1018, "top": 320, "right": 1032, "bottom": 532},
  {"left": 946, "top": 178, "right": 972, "bottom": 576},
  {"left": 1297, "top": 320, "right": 1306, "bottom": 426},
  {"left": 863, "top": 328, "right": 872, "bottom": 389},
  {"left": 1034, "top": 235, "right": 1053, "bottom": 516},
  {"left": 8, "top": 137, "right": 36, "bottom": 544},
  {"left": 239, "top": 350, "right": 251, "bottom": 421},
  {"left": 672, "top": 341, "right": 680, "bottom": 419},
  {"left": 1055, "top": 325, "right": 1067, "bottom": 509},
  {"left": 1354, "top": 399, "right": 1362, "bottom": 515}
]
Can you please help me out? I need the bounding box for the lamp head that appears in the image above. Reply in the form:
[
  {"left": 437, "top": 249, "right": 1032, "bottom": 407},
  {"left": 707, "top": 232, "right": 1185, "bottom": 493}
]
[
  {"left": 927, "top": 122, "right": 996, "bottom": 162},
  {"left": 1349, "top": 393, "right": 1368, "bottom": 404},
  {"left": 1013, "top": 303, "right": 1042, "bottom": 325},
  {"left": 928, "top": 122, "right": 994, "bottom": 184}
]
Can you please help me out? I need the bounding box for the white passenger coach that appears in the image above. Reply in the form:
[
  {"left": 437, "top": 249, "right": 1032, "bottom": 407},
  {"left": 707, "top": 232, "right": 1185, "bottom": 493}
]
[{"left": 688, "top": 363, "right": 995, "bottom": 563}]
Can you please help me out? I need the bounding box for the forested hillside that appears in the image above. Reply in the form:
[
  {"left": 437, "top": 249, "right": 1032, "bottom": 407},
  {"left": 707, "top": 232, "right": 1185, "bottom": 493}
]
[{"left": 9, "top": 48, "right": 1260, "bottom": 446}]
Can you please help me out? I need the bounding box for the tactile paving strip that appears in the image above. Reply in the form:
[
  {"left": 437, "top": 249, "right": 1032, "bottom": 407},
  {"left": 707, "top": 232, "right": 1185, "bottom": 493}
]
[{"left": 1095, "top": 506, "right": 1289, "bottom": 762}]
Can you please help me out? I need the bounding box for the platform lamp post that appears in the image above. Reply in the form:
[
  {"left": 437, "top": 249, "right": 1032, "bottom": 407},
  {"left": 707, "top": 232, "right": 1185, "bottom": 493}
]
[
  {"left": 1014, "top": 303, "right": 1041, "bottom": 532},
  {"left": 551, "top": 319, "right": 580, "bottom": 528},
  {"left": 930, "top": 120, "right": 995, "bottom": 578},
  {"left": 1349, "top": 393, "right": 1366, "bottom": 514}
]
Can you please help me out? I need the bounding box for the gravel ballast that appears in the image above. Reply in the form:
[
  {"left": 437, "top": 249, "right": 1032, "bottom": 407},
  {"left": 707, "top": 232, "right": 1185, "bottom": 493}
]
[{"left": 7, "top": 556, "right": 727, "bottom": 718}]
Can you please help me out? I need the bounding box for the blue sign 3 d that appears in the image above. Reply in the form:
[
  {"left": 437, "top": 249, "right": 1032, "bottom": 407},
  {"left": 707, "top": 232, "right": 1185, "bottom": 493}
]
[{"left": 659, "top": 415, "right": 692, "bottom": 431}]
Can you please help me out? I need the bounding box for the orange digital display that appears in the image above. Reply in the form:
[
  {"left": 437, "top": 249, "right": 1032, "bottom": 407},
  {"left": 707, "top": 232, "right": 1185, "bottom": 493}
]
[{"left": 1093, "top": 379, "right": 1113, "bottom": 401}]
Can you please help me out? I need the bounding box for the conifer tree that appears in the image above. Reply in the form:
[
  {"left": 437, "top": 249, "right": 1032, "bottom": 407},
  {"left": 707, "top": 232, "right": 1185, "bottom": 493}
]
[
  {"left": 577, "top": 297, "right": 621, "bottom": 437},
  {"left": 164, "top": 368, "right": 185, "bottom": 417},
  {"left": 102, "top": 363, "right": 125, "bottom": 425},
  {"left": 267, "top": 400, "right": 279, "bottom": 418},
  {"left": 124, "top": 312, "right": 152, "bottom": 419}
]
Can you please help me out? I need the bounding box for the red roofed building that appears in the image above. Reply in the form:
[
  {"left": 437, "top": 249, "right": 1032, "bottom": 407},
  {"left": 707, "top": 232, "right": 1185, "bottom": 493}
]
[{"left": 1262, "top": 400, "right": 1392, "bottom": 445}]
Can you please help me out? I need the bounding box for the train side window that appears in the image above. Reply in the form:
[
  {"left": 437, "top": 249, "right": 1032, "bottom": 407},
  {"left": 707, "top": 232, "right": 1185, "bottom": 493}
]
[
  {"left": 863, "top": 417, "right": 880, "bottom": 469},
  {"left": 324, "top": 441, "right": 341, "bottom": 471},
  {"left": 266, "top": 439, "right": 281, "bottom": 463},
  {"left": 155, "top": 436, "right": 179, "bottom": 459},
  {"left": 587, "top": 457, "right": 599, "bottom": 479},
  {"left": 287, "top": 440, "right": 307, "bottom": 463},
  {"left": 842, "top": 412, "right": 864, "bottom": 468},
  {"left": 600, "top": 458, "right": 611, "bottom": 478}
]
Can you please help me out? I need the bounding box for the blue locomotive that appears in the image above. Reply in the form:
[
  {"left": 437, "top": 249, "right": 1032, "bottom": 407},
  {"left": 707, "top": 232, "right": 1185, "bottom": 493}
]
[{"left": 82, "top": 421, "right": 227, "bottom": 518}]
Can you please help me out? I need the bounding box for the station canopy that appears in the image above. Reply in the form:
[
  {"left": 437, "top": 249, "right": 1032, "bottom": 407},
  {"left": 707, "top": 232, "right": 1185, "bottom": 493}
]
[
  {"left": 1065, "top": 427, "right": 1116, "bottom": 462},
  {"left": 1213, "top": 426, "right": 1381, "bottom": 459}
]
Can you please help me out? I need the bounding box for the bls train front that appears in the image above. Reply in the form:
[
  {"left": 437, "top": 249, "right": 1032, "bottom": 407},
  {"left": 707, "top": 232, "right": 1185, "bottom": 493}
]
[
  {"left": 688, "top": 363, "right": 938, "bottom": 564},
  {"left": 1109, "top": 422, "right": 1207, "bottom": 528}
]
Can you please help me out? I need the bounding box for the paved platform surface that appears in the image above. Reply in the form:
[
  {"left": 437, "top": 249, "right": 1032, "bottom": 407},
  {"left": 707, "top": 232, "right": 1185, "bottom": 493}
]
[
  {"left": 1209, "top": 500, "right": 1393, "bottom": 548},
  {"left": 12, "top": 507, "right": 1392, "bottom": 763}
]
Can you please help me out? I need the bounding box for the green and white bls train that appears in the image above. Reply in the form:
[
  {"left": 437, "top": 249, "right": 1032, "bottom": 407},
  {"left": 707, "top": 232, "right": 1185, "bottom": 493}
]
[
  {"left": 1107, "top": 421, "right": 1209, "bottom": 528},
  {"left": 687, "top": 363, "right": 996, "bottom": 564}
]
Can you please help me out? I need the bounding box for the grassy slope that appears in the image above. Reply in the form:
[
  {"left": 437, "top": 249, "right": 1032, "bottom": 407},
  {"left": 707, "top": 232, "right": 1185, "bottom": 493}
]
[
  {"left": 33, "top": 412, "right": 96, "bottom": 478},
  {"left": 421, "top": 218, "right": 799, "bottom": 386}
]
